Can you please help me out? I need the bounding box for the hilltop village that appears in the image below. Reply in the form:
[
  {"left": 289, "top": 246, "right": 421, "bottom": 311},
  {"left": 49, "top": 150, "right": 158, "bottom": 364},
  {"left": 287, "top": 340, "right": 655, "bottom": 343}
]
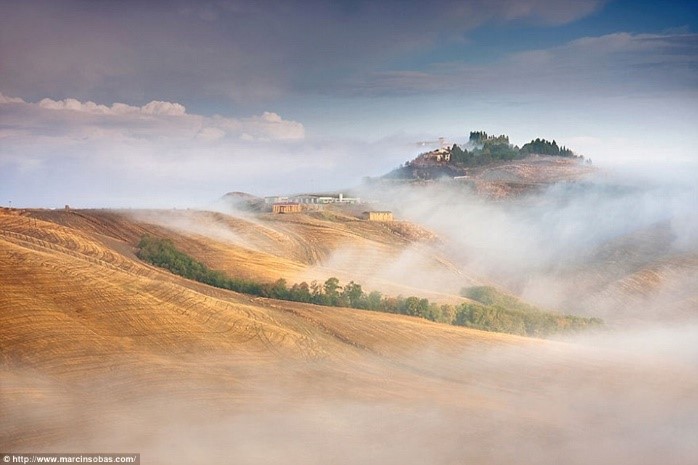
[{"left": 386, "top": 131, "right": 590, "bottom": 181}]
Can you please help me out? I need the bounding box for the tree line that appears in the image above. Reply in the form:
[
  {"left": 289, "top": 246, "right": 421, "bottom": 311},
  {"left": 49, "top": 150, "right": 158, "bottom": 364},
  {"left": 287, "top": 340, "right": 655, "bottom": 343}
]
[
  {"left": 137, "top": 235, "right": 602, "bottom": 337},
  {"left": 449, "top": 132, "right": 578, "bottom": 166}
]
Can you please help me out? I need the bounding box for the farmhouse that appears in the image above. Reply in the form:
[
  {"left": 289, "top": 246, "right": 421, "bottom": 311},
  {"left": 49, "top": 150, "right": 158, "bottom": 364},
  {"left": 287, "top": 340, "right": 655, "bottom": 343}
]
[
  {"left": 429, "top": 147, "right": 451, "bottom": 162},
  {"left": 292, "top": 194, "right": 335, "bottom": 204},
  {"left": 264, "top": 196, "right": 289, "bottom": 204},
  {"left": 362, "top": 211, "right": 393, "bottom": 222},
  {"left": 291, "top": 193, "right": 361, "bottom": 205},
  {"left": 272, "top": 202, "right": 302, "bottom": 214}
]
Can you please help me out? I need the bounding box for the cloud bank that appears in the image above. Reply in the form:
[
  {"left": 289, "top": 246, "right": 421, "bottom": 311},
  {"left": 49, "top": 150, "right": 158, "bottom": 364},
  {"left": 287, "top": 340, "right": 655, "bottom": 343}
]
[
  {"left": 1, "top": 93, "right": 304, "bottom": 141},
  {"left": 0, "top": 93, "right": 410, "bottom": 207}
]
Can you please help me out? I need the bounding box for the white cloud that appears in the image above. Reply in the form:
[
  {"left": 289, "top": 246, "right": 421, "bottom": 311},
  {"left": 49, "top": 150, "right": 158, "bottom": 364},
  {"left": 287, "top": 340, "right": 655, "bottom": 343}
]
[
  {"left": 0, "top": 93, "right": 399, "bottom": 207},
  {"left": 34, "top": 97, "right": 187, "bottom": 117},
  {"left": 0, "top": 92, "right": 25, "bottom": 104},
  {"left": 260, "top": 112, "right": 282, "bottom": 123},
  {"left": 141, "top": 101, "right": 187, "bottom": 116},
  {"left": 0, "top": 94, "right": 304, "bottom": 142},
  {"left": 241, "top": 112, "right": 305, "bottom": 140}
]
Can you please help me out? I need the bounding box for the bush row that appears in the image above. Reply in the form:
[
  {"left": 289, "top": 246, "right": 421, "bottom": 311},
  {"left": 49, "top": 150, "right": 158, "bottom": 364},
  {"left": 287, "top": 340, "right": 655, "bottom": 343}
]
[{"left": 137, "top": 235, "right": 602, "bottom": 337}]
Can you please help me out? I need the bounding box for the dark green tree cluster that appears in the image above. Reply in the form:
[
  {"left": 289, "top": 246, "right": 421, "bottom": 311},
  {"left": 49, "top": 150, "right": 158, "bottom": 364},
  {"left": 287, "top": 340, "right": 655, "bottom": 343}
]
[
  {"left": 137, "top": 235, "right": 602, "bottom": 338},
  {"left": 468, "top": 132, "right": 510, "bottom": 147},
  {"left": 450, "top": 134, "right": 519, "bottom": 165},
  {"left": 469, "top": 131, "right": 489, "bottom": 144},
  {"left": 478, "top": 136, "right": 518, "bottom": 161},
  {"left": 253, "top": 277, "right": 445, "bottom": 321},
  {"left": 520, "top": 138, "right": 574, "bottom": 156},
  {"left": 137, "top": 235, "right": 265, "bottom": 295},
  {"left": 272, "top": 277, "right": 375, "bottom": 308},
  {"left": 448, "top": 132, "right": 577, "bottom": 167},
  {"left": 458, "top": 286, "right": 603, "bottom": 337},
  {"left": 449, "top": 144, "right": 474, "bottom": 164}
]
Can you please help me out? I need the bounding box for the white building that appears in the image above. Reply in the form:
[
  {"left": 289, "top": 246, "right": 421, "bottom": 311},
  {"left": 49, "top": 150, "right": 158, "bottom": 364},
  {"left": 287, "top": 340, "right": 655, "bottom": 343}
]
[
  {"left": 290, "top": 193, "right": 361, "bottom": 204},
  {"left": 264, "top": 196, "right": 289, "bottom": 204}
]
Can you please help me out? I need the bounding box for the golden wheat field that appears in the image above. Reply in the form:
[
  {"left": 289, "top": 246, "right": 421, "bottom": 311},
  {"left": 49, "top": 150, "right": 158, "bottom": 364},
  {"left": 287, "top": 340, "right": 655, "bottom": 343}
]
[{"left": 2, "top": 208, "right": 697, "bottom": 465}]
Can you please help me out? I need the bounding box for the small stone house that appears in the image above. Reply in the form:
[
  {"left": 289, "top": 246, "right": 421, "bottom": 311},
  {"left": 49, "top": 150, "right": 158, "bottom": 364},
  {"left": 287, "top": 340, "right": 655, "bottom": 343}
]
[
  {"left": 272, "top": 202, "right": 302, "bottom": 214},
  {"left": 362, "top": 211, "right": 393, "bottom": 222}
]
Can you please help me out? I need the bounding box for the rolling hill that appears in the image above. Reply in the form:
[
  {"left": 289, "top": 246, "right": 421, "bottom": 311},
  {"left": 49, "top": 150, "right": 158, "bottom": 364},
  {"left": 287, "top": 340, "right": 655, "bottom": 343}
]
[{"left": 2, "top": 207, "right": 697, "bottom": 464}]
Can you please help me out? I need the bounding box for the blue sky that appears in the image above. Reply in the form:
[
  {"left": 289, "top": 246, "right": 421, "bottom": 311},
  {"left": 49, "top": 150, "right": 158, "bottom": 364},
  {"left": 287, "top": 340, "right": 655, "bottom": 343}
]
[{"left": 1, "top": 0, "right": 697, "bottom": 207}]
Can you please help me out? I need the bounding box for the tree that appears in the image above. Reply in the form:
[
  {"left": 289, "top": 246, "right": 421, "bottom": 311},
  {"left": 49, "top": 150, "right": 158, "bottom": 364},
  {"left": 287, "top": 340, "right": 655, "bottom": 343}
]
[
  {"left": 366, "top": 291, "right": 383, "bottom": 310},
  {"left": 440, "top": 304, "right": 456, "bottom": 324},
  {"left": 449, "top": 144, "right": 472, "bottom": 165},
  {"left": 268, "top": 278, "right": 288, "bottom": 299},
  {"left": 402, "top": 296, "right": 430, "bottom": 317},
  {"left": 520, "top": 138, "right": 574, "bottom": 157},
  {"left": 469, "top": 131, "right": 488, "bottom": 144},
  {"left": 324, "top": 277, "right": 340, "bottom": 296},
  {"left": 323, "top": 277, "right": 343, "bottom": 306},
  {"left": 342, "top": 281, "right": 365, "bottom": 308},
  {"left": 289, "top": 282, "right": 312, "bottom": 302},
  {"left": 310, "top": 280, "right": 330, "bottom": 305}
]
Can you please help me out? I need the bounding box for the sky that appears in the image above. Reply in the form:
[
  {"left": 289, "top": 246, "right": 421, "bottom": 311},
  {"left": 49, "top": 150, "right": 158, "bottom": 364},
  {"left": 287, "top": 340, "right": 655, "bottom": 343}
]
[{"left": 1, "top": 0, "right": 697, "bottom": 207}]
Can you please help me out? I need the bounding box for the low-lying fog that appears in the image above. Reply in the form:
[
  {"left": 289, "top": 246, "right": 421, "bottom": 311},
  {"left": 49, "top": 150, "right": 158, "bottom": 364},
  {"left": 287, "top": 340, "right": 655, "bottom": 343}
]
[
  {"left": 5, "top": 323, "right": 697, "bottom": 465},
  {"left": 5, "top": 162, "right": 696, "bottom": 464},
  {"left": 356, "top": 164, "right": 698, "bottom": 325}
]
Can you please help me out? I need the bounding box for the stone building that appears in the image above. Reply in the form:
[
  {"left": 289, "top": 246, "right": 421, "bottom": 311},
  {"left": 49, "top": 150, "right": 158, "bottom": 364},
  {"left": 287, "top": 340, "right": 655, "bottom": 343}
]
[
  {"left": 362, "top": 211, "right": 393, "bottom": 221},
  {"left": 272, "top": 202, "right": 302, "bottom": 214}
]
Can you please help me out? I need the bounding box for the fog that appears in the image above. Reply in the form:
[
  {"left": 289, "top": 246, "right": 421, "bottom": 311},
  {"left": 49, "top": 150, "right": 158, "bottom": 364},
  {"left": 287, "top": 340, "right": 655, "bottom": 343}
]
[
  {"left": 131, "top": 162, "right": 696, "bottom": 465},
  {"left": 355, "top": 162, "right": 698, "bottom": 324},
  {"left": 3, "top": 162, "right": 697, "bottom": 464},
  {"left": 124, "top": 157, "right": 698, "bottom": 324},
  {"left": 4, "top": 323, "right": 697, "bottom": 465}
]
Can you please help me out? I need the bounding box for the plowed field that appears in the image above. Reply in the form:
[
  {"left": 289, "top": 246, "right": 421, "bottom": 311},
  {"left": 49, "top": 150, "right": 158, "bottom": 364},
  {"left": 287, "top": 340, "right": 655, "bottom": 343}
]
[{"left": 2, "top": 208, "right": 696, "bottom": 465}]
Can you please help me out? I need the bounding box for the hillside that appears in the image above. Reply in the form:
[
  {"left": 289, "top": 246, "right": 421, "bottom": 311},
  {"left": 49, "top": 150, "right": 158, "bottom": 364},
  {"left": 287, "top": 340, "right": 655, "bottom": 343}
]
[
  {"left": 2, "top": 208, "right": 697, "bottom": 464},
  {"left": 548, "top": 223, "right": 698, "bottom": 324},
  {"left": 381, "top": 154, "right": 595, "bottom": 198},
  {"left": 0, "top": 209, "right": 510, "bottom": 442},
  {"left": 380, "top": 129, "right": 596, "bottom": 199}
]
